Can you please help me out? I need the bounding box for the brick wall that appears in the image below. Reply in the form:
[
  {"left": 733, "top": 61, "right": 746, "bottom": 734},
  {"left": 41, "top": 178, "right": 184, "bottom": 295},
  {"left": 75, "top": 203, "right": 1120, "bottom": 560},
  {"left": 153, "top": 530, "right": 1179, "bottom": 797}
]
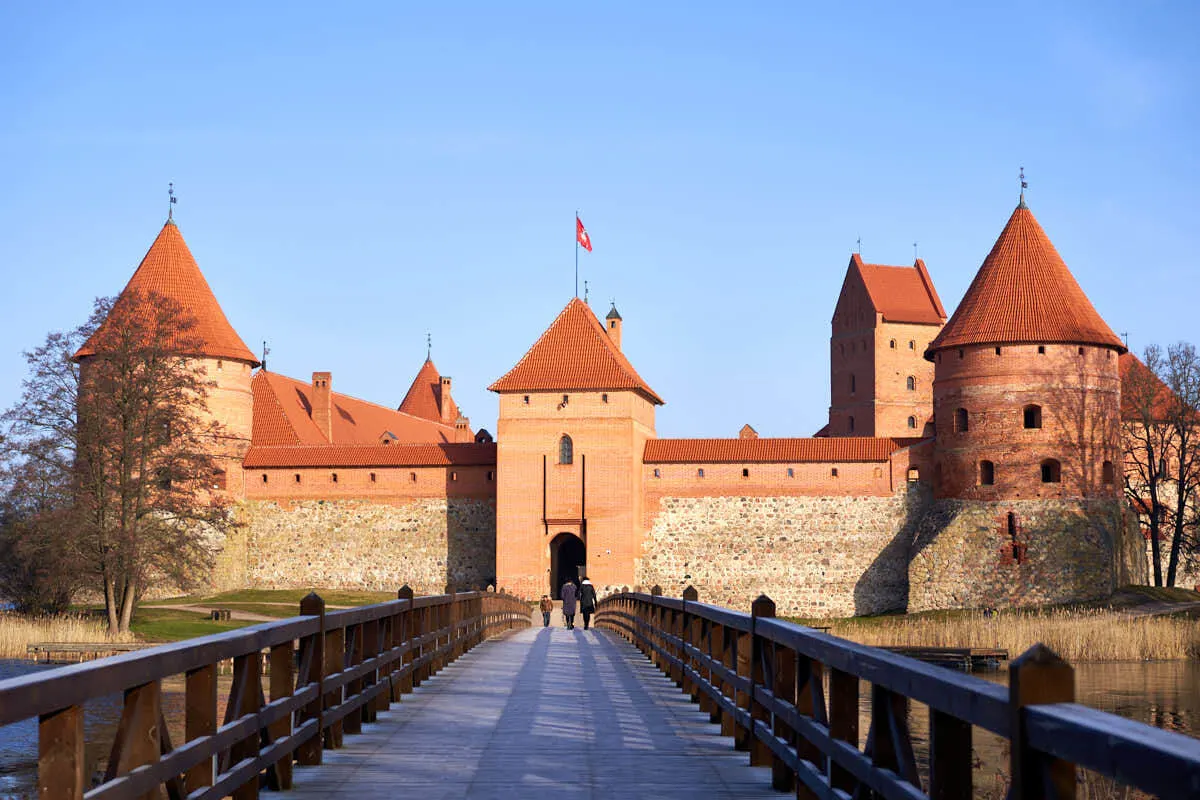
[
  {"left": 241, "top": 464, "right": 495, "bottom": 502},
  {"left": 932, "top": 343, "right": 1121, "bottom": 500},
  {"left": 872, "top": 321, "right": 939, "bottom": 437}
]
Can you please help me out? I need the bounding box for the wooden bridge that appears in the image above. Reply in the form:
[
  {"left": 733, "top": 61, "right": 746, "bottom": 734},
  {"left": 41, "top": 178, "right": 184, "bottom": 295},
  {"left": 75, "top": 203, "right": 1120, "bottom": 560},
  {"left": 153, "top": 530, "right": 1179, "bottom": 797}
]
[{"left": 2, "top": 588, "right": 1199, "bottom": 799}]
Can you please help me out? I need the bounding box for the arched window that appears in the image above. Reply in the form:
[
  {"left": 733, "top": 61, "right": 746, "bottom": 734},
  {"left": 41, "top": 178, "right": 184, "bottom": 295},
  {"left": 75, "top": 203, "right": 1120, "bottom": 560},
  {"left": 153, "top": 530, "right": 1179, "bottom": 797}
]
[
  {"left": 907, "top": 416, "right": 917, "bottom": 429},
  {"left": 980, "top": 460, "right": 995, "bottom": 485},
  {"left": 559, "top": 434, "right": 574, "bottom": 465},
  {"left": 909, "top": 340, "right": 915, "bottom": 350},
  {"left": 954, "top": 408, "right": 969, "bottom": 433},
  {"left": 1024, "top": 405, "right": 1042, "bottom": 429},
  {"left": 1041, "top": 459, "right": 1061, "bottom": 484},
  {"left": 848, "top": 415, "right": 855, "bottom": 433},
  {"left": 850, "top": 374, "right": 856, "bottom": 393},
  {"left": 906, "top": 376, "right": 915, "bottom": 391},
  {"left": 889, "top": 339, "right": 896, "bottom": 349},
  {"left": 1102, "top": 461, "right": 1115, "bottom": 484},
  {"left": 831, "top": 467, "right": 839, "bottom": 477}
]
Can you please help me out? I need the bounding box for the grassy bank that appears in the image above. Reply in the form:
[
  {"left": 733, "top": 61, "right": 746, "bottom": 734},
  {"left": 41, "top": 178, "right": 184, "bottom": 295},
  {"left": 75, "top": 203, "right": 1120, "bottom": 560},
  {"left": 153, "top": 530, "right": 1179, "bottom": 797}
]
[
  {"left": 0, "top": 613, "right": 134, "bottom": 659},
  {"left": 810, "top": 608, "right": 1200, "bottom": 662}
]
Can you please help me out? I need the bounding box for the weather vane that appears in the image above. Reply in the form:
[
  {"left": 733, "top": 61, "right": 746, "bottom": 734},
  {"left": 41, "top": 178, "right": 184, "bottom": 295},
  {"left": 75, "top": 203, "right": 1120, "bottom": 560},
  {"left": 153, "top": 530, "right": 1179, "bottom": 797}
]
[
  {"left": 1019, "top": 166, "right": 1028, "bottom": 207},
  {"left": 168, "top": 182, "right": 177, "bottom": 221},
  {"left": 856, "top": 236, "right": 862, "bottom": 255},
  {"left": 584, "top": 280, "right": 589, "bottom": 303},
  {"left": 426, "top": 332, "right": 432, "bottom": 360},
  {"left": 913, "top": 242, "right": 919, "bottom": 260},
  {"left": 261, "top": 340, "right": 270, "bottom": 370}
]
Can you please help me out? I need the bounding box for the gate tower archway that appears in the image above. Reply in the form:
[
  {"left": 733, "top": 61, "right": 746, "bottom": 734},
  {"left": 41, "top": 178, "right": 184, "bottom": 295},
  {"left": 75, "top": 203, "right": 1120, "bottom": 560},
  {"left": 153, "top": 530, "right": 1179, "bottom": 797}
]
[{"left": 549, "top": 533, "right": 586, "bottom": 599}]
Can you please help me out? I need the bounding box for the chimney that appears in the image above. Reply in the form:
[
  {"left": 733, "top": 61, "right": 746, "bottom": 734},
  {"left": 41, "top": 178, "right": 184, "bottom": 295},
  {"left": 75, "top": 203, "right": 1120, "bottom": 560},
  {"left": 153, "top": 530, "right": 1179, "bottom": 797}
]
[
  {"left": 439, "top": 376, "right": 454, "bottom": 423},
  {"left": 454, "top": 414, "right": 472, "bottom": 443},
  {"left": 605, "top": 304, "right": 623, "bottom": 350},
  {"left": 312, "top": 372, "right": 333, "bottom": 441}
]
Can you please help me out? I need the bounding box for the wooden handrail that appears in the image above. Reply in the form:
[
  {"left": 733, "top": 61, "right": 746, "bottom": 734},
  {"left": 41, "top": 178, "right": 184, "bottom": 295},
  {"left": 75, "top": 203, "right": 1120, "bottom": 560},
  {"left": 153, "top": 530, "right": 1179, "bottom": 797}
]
[
  {"left": 1, "top": 588, "right": 531, "bottom": 800},
  {"left": 596, "top": 589, "right": 1200, "bottom": 800}
]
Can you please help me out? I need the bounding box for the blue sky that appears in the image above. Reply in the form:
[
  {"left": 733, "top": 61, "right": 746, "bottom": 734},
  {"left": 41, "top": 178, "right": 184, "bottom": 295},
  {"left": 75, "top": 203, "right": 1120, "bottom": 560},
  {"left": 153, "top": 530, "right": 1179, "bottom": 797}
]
[{"left": 1, "top": 2, "right": 1197, "bottom": 437}]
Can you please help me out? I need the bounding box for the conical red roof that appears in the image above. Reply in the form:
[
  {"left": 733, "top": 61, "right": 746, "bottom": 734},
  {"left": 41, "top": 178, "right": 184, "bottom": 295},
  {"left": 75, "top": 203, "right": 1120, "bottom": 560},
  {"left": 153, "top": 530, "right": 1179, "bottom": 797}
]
[
  {"left": 398, "top": 357, "right": 459, "bottom": 422},
  {"left": 489, "top": 298, "right": 663, "bottom": 404},
  {"left": 76, "top": 220, "right": 258, "bottom": 364},
  {"left": 927, "top": 205, "right": 1124, "bottom": 357}
]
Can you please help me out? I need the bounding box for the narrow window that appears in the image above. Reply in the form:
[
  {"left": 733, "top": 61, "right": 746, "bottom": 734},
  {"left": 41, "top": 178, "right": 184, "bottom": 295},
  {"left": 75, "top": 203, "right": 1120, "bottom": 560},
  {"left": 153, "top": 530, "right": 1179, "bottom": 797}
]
[
  {"left": 909, "top": 340, "right": 915, "bottom": 350},
  {"left": 1038, "top": 345, "right": 1046, "bottom": 354},
  {"left": 831, "top": 468, "right": 838, "bottom": 478},
  {"left": 937, "top": 353, "right": 942, "bottom": 363},
  {"left": 487, "top": 470, "right": 495, "bottom": 481},
  {"left": 653, "top": 468, "right": 661, "bottom": 478},
  {"left": 850, "top": 374, "right": 856, "bottom": 393},
  {"left": 906, "top": 467, "right": 920, "bottom": 482},
  {"left": 958, "top": 348, "right": 965, "bottom": 359},
  {"left": 742, "top": 468, "right": 750, "bottom": 478},
  {"left": 1078, "top": 347, "right": 1085, "bottom": 356},
  {"left": 451, "top": 471, "right": 458, "bottom": 481},
  {"left": 1041, "top": 459, "right": 1061, "bottom": 484},
  {"left": 523, "top": 395, "right": 530, "bottom": 404},
  {"left": 906, "top": 376, "right": 915, "bottom": 391},
  {"left": 889, "top": 339, "right": 896, "bottom": 349},
  {"left": 331, "top": 473, "right": 338, "bottom": 483},
  {"left": 1008, "top": 512, "right": 1026, "bottom": 564},
  {"left": 954, "top": 408, "right": 969, "bottom": 433},
  {"left": 294, "top": 474, "right": 301, "bottom": 483},
  {"left": 995, "top": 346, "right": 1002, "bottom": 356},
  {"left": 980, "top": 460, "right": 995, "bottom": 485},
  {"left": 848, "top": 415, "right": 856, "bottom": 433},
  {"left": 216, "top": 360, "right": 223, "bottom": 371},
  {"left": 1102, "top": 461, "right": 1115, "bottom": 484},
  {"left": 907, "top": 416, "right": 917, "bottom": 429},
  {"left": 562, "top": 394, "right": 569, "bottom": 405},
  {"left": 410, "top": 472, "right": 417, "bottom": 482},
  {"left": 1023, "top": 405, "right": 1042, "bottom": 429},
  {"left": 697, "top": 468, "right": 704, "bottom": 478},
  {"left": 262, "top": 473, "right": 268, "bottom": 483},
  {"left": 602, "top": 393, "right": 608, "bottom": 403},
  {"left": 559, "top": 434, "right": 574, "bottom": 465},
  {"left": 370, "top": 472, "right": 376, "bottom": 482},
  {"left": 787, "top": 468, "right": 794, "bottom": 478}
]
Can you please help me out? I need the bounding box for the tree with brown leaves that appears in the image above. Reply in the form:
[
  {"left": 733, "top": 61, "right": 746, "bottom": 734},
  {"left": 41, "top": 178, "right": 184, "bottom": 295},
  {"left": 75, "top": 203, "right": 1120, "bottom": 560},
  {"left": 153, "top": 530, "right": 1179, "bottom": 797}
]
[{"left": 3, "top": 291, "right": 232, "bottom": 631}]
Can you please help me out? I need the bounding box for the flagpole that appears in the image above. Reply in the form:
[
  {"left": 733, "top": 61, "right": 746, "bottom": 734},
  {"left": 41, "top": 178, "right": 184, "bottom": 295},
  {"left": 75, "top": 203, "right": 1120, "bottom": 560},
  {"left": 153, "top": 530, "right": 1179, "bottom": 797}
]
[{"left": 574, "top": 208, "right": 579, "bottom": 298}]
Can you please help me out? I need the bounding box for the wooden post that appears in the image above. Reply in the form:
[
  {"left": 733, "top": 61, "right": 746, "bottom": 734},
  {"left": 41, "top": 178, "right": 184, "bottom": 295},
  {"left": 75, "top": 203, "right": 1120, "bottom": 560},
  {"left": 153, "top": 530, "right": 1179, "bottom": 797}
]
[
  {"left": 828, "top": 667, "right": 858, "bottom": 792},
  {"left": 230, "top": 654, "right": 262, "bottom": 800},
  {"left": 398, "top": 586, "right": 415, "bottom": 697},
  {"left": 323, "top": 619, "right": 345, "bottom": 750},
  {"left": 749, "top": 594, "right": 775, "bottom": 767},
  {"left": 735, "top": 623, "right": 753, "bottom": 752},
  {"left": 109, "top": 681, "right": 162, "bottom": 800},
  {"left": 38, "top": 705, "right": 83, "bottom": 800},
  {"left": 361, "top": 617, "right": 380, "bottom": 721},
  {"left": 343, "top": 623, "right": 363, "bottom": 735},
  {"left": 269, "top": 641, "right": 295, "bottom": 789},
  {"left": 1010, "top": 644, "right": 1076, "bottom": 800},
  {"left": 184, "top": 664, "right": 217, "bottom": 792},
  {"left": 930, "top": 709, "right": 972, "bottom": 799},
  {"left": 771, "top": 644, "right": 797, "bottom": 791},
  {"left": 297, "top": 592, "right": 325, "bottom": 766}
]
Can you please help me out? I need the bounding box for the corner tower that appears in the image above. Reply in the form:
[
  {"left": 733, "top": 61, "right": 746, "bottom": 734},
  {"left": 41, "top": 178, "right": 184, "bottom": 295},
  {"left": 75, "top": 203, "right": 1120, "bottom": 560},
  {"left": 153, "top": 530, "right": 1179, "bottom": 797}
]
[
  {"left": 925, "top": 202, "right": 1126, "bottom": 500},
  {"left": 489, "top": 298, "right": 662, "bottom": 598},
  {"left": 76, "top": 218, "right": 259, "bottom": 494},
  {"left": 829, "top": 254, "right": 946, "bottom": 438}
]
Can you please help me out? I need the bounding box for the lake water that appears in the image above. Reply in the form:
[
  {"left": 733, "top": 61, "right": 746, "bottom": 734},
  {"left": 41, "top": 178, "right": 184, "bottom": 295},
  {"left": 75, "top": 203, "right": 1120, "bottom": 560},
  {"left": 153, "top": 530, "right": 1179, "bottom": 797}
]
[{"left": 1, "top": 659, "right": 1197, "bottom": 797}]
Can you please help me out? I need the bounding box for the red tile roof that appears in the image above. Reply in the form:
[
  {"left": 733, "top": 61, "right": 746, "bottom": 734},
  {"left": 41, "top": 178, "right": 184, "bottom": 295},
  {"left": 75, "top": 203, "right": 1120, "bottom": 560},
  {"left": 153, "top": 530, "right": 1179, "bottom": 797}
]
[
  {"left": 251, "top": 370, "right": 461, "bottom": 448},
  {"left": 489, "top": 298, "right": 663, "bottom": 404},
  {"left": 76, "top": 221, "right": 258, "bottom": 364},
  {"left": 927, "top": 205, "right": 1125, "bottom": 356},
  {"left": 398, "top": 358, "right": 459, "bottom": 422},
  {"left": 852, "top": 255, "right": 947, "bottom": 325},
  {"left": 243, "top": 442, "right": 496, "bottom": 468},
  {"left": 643, "top": 437, "right": 914, "bottom": 464}
]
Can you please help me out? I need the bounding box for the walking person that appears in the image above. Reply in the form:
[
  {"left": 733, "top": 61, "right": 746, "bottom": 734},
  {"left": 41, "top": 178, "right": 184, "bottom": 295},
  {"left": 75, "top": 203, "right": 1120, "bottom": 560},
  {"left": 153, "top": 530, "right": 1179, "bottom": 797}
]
[
  {"left": 579, "top": 578, "right": 597, "bottom": 630},
  {"left": 539, "top": 595, "right": 553, "bottom": 627},
  {"left": 560, "top": 580, "right": 578, "bottom": 630}
]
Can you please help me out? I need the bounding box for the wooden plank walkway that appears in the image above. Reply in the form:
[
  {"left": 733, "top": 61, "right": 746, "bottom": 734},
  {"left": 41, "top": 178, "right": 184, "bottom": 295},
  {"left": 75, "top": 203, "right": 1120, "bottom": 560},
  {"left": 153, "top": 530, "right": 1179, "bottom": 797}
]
[{"left": 287, "top": 626, "right": 781, "bottom": 799}]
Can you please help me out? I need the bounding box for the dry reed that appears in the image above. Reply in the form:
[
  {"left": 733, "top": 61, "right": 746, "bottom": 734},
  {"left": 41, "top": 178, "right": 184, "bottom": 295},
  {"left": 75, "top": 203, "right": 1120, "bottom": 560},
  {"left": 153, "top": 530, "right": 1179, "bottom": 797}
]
[
  {"left": 827, "top": 608, "right": 1200, "bottom": 662},
  {"left": 0, "top": 613, "right": 134, "bottom": 659}
]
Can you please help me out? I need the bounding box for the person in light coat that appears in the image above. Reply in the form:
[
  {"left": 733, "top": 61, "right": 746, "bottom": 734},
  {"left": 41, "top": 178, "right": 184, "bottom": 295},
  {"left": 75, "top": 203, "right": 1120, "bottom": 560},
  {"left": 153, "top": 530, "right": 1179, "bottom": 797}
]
[{"left": 560, "top": 580, "right": 578, "bottom": 630}]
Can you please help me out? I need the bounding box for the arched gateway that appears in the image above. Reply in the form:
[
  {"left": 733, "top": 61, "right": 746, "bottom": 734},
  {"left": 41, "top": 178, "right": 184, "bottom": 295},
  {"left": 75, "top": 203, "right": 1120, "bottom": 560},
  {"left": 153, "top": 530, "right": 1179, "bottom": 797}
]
[{"left": 549, "top": 532, "right": 585, "bottom": 599}]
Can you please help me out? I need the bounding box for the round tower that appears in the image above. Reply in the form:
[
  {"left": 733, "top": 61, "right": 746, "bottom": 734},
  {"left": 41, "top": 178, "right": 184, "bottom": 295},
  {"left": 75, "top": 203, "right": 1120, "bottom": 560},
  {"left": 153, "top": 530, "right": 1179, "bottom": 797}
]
[
  {"left": 925, "top": 202, "right": 1125, "bottom": 501},
  {"left": 76, "top": 218, "right": 259, "bottom": 493}
]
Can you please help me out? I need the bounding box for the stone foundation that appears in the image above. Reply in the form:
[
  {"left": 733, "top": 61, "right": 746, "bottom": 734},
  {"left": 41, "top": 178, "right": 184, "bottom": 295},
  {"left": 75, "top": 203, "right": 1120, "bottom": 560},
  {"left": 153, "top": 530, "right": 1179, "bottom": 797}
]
[
  {"left": 636, "top": 487, "right": 930, "bottom": 617},
  {"left": 230, "top": 498, "right": 496, "bottom": 595},
  {"left": 908, "top": 498, "right": 1133, "bottom": 611}
]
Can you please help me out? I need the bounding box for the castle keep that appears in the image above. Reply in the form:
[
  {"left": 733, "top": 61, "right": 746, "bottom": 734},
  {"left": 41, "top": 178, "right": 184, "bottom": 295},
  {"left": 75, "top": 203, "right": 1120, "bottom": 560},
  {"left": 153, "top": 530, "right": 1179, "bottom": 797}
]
[{"left": 75, "top": 199, "right": 1146, "bottom": 615}]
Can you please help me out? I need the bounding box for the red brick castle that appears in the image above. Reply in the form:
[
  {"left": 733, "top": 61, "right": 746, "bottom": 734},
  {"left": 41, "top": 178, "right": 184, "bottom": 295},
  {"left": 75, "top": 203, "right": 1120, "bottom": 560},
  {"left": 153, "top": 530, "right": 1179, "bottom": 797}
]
[{"left": 74, "top": 198, "right": 1145, "bottom": 615}]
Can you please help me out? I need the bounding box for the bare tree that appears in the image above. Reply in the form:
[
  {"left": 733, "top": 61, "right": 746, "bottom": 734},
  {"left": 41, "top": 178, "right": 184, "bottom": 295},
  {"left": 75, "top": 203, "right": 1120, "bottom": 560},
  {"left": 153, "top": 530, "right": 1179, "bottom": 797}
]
[
  {"left": 1161, "top": 342, "right": 1200, "bottom": 587},
  {"left": 3, "top": 291, "right": 232, "bottom": 632},
  {"left": 1122, "top": 346, "right": 1173, "bottom": 586}
]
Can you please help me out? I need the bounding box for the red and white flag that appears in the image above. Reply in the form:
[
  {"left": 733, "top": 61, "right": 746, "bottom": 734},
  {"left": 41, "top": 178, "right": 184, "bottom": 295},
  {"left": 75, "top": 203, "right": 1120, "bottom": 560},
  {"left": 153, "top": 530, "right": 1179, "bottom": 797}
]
[{"left": 576, "top": 216, "right": 592, "bottom": 252}]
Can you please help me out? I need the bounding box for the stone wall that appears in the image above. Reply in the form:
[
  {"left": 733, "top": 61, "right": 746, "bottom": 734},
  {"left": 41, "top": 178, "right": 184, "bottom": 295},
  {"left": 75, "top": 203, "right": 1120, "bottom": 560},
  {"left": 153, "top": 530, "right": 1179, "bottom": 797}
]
[
  {"left": 230, "top": 498, "right": 496, "bottom": 595},
  {"left": 908, "top": 498, "right": 1134, "bottom": 611},
  {"left": 636, "top": 487, "right": 929, "bottom": 617}
]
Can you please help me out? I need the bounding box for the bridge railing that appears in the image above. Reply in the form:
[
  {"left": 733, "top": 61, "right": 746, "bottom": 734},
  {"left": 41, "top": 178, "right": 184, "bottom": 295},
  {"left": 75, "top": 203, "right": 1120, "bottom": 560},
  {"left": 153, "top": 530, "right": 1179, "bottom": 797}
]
[
  {"left": 0, "top": 587, "right": 531, "bottom": 800},
  {"left": 596, "top": 588, "right": 1200, "bottom": 800}
]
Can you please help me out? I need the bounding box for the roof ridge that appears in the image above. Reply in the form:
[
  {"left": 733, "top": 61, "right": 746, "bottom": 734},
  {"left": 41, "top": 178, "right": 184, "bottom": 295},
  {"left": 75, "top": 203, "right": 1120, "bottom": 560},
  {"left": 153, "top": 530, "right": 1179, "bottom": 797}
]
[{"left": 273, "top": 370, "right": 457, "bottom": 430}]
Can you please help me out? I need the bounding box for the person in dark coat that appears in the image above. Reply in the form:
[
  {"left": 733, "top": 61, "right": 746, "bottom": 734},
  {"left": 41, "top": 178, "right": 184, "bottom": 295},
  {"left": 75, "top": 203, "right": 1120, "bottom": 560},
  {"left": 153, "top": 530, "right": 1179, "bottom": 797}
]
[
  {"left": 560, "top": 580, "right": 578, "bottom": 629},
  {"left": 578, "top": 579, "right": 598, "bottom": 630}
]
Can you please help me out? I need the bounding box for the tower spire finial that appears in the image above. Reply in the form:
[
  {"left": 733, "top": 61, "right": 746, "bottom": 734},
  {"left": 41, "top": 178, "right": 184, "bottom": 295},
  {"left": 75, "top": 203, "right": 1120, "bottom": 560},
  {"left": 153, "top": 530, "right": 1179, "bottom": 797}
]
[
  {"left": 168, "top": 182, "right": 177, "bottom": 221},
  {"left": 1019, "top": 166, "right": 1028, "bottom": 208},
  {"left": 584, "top": 280, "right": 589, "bottom": 303},
  {"left": 856, "top": 236, "right": 862, "bottom": 256},
  {"left": 261, "top": 340, "right": 269, "bottom": 370},
  {"left": 426, "top": 332, "right": 432, "bottom": 360}
]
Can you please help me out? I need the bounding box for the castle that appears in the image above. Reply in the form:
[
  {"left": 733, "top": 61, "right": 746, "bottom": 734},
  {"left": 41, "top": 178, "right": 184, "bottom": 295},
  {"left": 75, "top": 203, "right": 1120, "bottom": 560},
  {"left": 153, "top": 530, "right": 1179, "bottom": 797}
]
[{"left": 74, "top": 197, "right": 1147, "bottom": 616}]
